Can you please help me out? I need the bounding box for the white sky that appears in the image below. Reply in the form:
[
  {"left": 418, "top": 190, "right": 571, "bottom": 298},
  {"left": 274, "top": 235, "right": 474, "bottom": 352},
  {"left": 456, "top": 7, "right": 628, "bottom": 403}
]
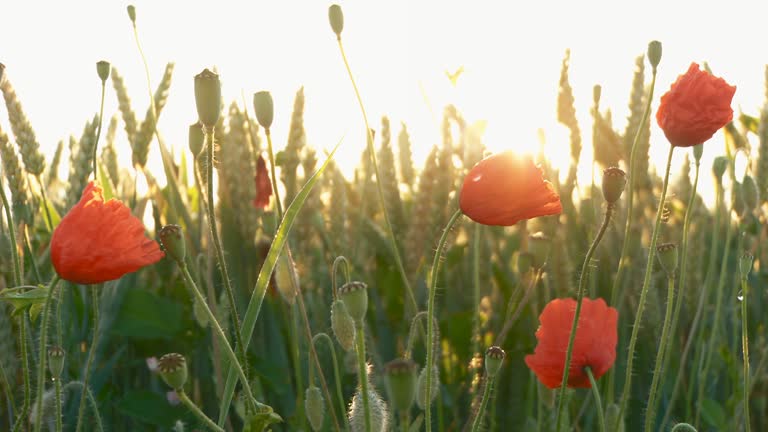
[{"left": 1, "top": 0, "right": 766, "bottom": 204}]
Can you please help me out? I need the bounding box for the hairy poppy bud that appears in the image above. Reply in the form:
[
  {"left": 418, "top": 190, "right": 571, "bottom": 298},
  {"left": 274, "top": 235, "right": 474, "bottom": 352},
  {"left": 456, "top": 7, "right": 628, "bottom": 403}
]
[
  {"left": 331, "top": 300, "right": 355, "bottom": 351},
  {"left": 48, "top": 346, "right": 65, "bottom": 380},
  {"left": 253, "top": 91, "right": 274, "bottom": 131},
  {"left": 528, "top": 232, "right": 551, "bottom": 269},
  {"left": 742, "top": 175, "right": 759, "bottom": 213},
  {"left": 739, "top": 253, "right": 753, "bottom": 279},
  {"left": 349, "top": 388, "right": 388, "bottom": 432},
  {"left": 712, "top": 156, "right": 728, "bottom": 182},
  {"left": 416, "top": 365, "right": 439, "bottom": 409},
  {"left": 656, "top": 243, "right": 678, "bottom": 276},
  {"left": 384, "top": 358, "right": 418, "bottom": 412},
  {"left": 338, "top": 281, "right": 368, "bottom": 324},
  {"left": 127, "top": 5, "right": 136, "bottom": 24},
  {"left": 96, "top": 61, "right": 111, "bottom": 83},
  {"left": 158, "top": 353, "right": 187, "bottom": 390},
  {"left": 647, "top": 40, "right": 662, "bottom": 69},
  {"left": 602, "top": 167, "right": 626, "bottom": 204},
  {"left": 188, "top": 122, "right": 204, "bottom": 157},
  {"left": 159, "top": 224, "right": 186, "bottom": 264},
  {"left": 485, "top": 346, "right": 506, "bottom": 379},
  {"left": 305, "top": 386, "right": 325, "bottom": 431},
  {"left": 328, "top": 4, "right": 344, "bottom": 38},
  {"left": 194, "top": 69, "right": 221, "bottom": 128}
]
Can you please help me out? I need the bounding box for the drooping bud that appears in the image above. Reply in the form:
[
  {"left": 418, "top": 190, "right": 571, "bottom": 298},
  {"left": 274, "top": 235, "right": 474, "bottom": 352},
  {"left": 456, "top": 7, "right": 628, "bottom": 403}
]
[
  {"left": 159, "top": 224, "right": 186, "bottom": 264},
  {"left": 48, "top": 346, "right": 65, "bottom": 380},
  {"left": 528, "top": 232, "right": 551, "bottom": 269},
  {"left": 158, "top": 353, "right": 188, "bottom": 390},
  {"left": 96, "top": 61, "right": 111, "bottom": 83},
  {"left": 274, "top": 251, "right": 299, "bottom": 305},
  {"left": 647, "top": 40, "right": 662, "bottom": 69},
  {"left": 188, "top": 122, "right": 204, "bottom": 157},
  {"left": 739, "top": 253, "right": 754, "bottom": 279},
  {"left": 384, "top": 358, "right": 418, "bottom": 412},
  {"left": 331, "top": 299, "right": 356, "bottom": 351},
  {"left": 328, "top": 4, "right": 344, "bottom": 38},
  {"left": 338, "top": 281, "right": 368, "bottom": 324},
  {"left": 194, "top": 69, "right": 221, "bottom": 128},
  {"left": 712, "top": 156, "right": 728, "bottom": 183},
  {"left": 693, "top": 143, "right": 703, "bottom": 162},
  {"left": 656, "top": 243, "right": 678, "bottom": 276},
  {"left": 416, "top": 365, "right": 439, "bottom": 410},
  {"left": 305, "top": 386, "right": 325, "bottom": 431},
  {"left": 127, "top": 5, "right": 136, "bottom": 24},
  {"left": 742, "top": 175, "right": 759, "bottom": 212},
  {"left": 253, "top": 91, "right": 274, "bottom": 131},
  {"left": 601, "top": 167, "right": 627, "bottom": 204},
  {"left": 484, "top": 346, "right": 506, "bottom": 379}
]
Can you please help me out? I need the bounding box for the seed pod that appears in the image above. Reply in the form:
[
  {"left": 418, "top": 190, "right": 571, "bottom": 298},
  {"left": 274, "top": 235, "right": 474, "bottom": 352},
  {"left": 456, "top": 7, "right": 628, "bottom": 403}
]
[
  {"left": 338, "top": 281, "right": 368, "bottom": 324},
  {"left": 656, "top": 243, "right": 678, "bottom": 276},
  {"left": 194, "top": 69, "right": 221, "bottom": 128},
  {"left": 416, "top": 365, "right": 439, "bottom": 410},
  {"left": 331, "top": 299, "right": 356, "bottom": 351},
  {"left": 484, "top": 346, "right": 506, "bottom": 379},
  {"left": 47, "top": 346, "right": 65, "bottom": 380},
  {"left": 601, "top": 167, "right": 626, "bottom": 204},
  {"left": 159, "top": 224, "right": 186, "bottom": 264},
  {"left": 126, "top": 5, "right": 136, "bottom": 23},
  {"left": 712, "top": 156, "right": 728, "bottom": 183},
  {"left": 305, "top": 386, "right": 325, "bottom": 431},
  {"left": 384, "top": 358, "right": 418, "bottom": 412},
  {"left": 739, "top": 253, "right": 754, "bottom": 279},
  {"left": 328, "top": 4, "right": 344, "bottom": 38},
  {"left": 158, "top": 353, "right": 187, "bottom": 390},
  {"left": 253, "top": 91, "right": 274, "bottom": 130},
  {"left": 647, "top": 40, "right": 662, "bottom": 69},
  {"left": 693, "top": 143, "right": 703, "bottom": 162},
  {"left": 96, "top": 61, "right": 111, "bottom": 83}
]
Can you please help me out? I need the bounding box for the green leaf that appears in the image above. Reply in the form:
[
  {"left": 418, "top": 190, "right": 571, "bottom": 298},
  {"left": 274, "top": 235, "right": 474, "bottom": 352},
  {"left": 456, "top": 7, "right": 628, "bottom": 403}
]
[
  {"left": 739, "top": 113, "right": 760, "bottom": 134},
  {"left": 0, "top": 286, "right": 48, "bottom": 315},
  {"left": 116, "top": 390, "right": 187, "bottom": 427},
  {"left": 111, "top": 289, "right": 183, "bottom": 339},
  {"left": 700, "top": 397, "right": 726, "bottom": 429},
  {"left": 242, "top": 408, "right": 283, "bottom": 432},
  {"left": 217, "top": 138, "right": 342, "bottom": 426}
]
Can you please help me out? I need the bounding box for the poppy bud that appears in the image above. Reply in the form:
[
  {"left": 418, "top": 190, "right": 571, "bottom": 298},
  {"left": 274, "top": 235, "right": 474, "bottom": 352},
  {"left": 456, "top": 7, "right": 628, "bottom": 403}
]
[
  {"left": 338, "top": 281, "right": 368, "bottom": 324},
  {"left": 96, "top": 61, "right": 111, "bottom": 83},
  {"left": 274, "top": 251, "right": 299, "bottom": 305},
  {"left": 601, "top": 167, "right": 626, "bottom": 204},
  {"left": 484, "top": 346, "right": 506, "bottom": 379},
  {"left": 194, "top": 69, "right": 221, "bottom": 128},
  {"left": 712, "top": 156, "right": 728, "bottom": 182},
  {"left": 331, "top": 300, "right": 356, "bottom": 351},
  {"left": 384, "top": 358, "right": 418, "bottom": 412},
  {"left": 739, "top": 253, "right": 753, "bottom": 279},
  {"left": 127, "top": 5, "right": 136, "bottom": 23},
  {"left": 732, "top": 181, "right": 745, "bottom": 217},
  {"left": 528, "top": 232, "right": 551, "bottom": 269},
  {"left": 515, "top": 252, "right": 533, "bottom": 275},
  {"left": 48, "top": 346, "right": 65, "bottom": 380},
  {"left": 416, "top": 365, "right": 439, "bottom": 409},
  {"left": 349, "top": 388, "right": 388, "bottom": 432},
  {"left": 742, "top": 175, "right": 759, "bottom": 212},
  {"left": 647, "top": 40, "right": 662, "bottom": 69},
  {"left": 693, "top": 143, "right": 704, "bottom": 163},
  {"left": 656, "top": 243, "right": 678, "bottom": 276},
  {"left": 253, "top": 91, "right": 274, "bottom": 131},
  {"left": 188, "top": 122, "right": 204, "bottom": 157},
  {"left": 304, "top": 386, "right": 325, "bottom": 431},
  {"left": 328, "top": 4, "right": 344, "bottom": 38},
  {"left": 159, "top": 224, "right": 186, "bottom": 264},
  {"left": 158, "top": 353, "right": 188, "bottom": 390}
]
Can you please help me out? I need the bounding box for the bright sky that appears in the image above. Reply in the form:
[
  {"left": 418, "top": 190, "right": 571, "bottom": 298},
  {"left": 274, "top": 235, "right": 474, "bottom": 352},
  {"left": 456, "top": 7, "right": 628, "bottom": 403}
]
[{"left": 1, "top": 1, "right": 766, "bottom": 205}]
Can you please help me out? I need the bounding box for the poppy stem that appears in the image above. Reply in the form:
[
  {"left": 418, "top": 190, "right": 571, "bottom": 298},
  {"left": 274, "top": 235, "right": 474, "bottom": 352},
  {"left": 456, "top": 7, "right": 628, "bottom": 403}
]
[
  {"left": 178, "top": 390, "right": 225, "bottom": 432},
  {"left": 354, "top": 320, "right": 372, "bottom": 432},
  {"left": 554, "top": 202, "right": 614, "bottom": 432},
  {"left": 470, "top": 376, "right": 495, "bottom": 432},
  {"left": 92, "top": 80, "right": 107, "bottom": 182},
  {"left": 33, "top": 274, "right": 61, "bottom": 432},
  {"left": 426, "top": 209, "right": 463, "bottom": 431},
  {"left": 312, "top": 332, "right": 349, "bottom": 430},
  {"left": 615, "top": 144, "right": 675, "bottom": 430},
  {"left": 54, "top": 378, "right": 62, "bottom": 432},
  {"left": 264, "top": 130, "right": 284, "bottom": 219},
  {"left": 740, "top": 274, "right": 751, "bottom": 432},
  {"left": 644, "top": 273, "right": 676, "bottom": 432},
  {"left": 75, "top": 285, "right": 101, "bottom": 432},
  {"left": 585, "top": 367, "right": 605, "bottom": 432}
]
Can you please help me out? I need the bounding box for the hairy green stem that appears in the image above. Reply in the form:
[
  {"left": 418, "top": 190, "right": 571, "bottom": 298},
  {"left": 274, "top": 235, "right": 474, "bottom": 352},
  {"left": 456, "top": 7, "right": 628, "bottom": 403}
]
[
  {"left": 178, "top": 390, "right": 225, "bottom": 432},
  {"left": 644, "top": 274, "right": 676, "bottom": 432},
  {"left": 264, "top": 131, "right": 284, "bottom": 219},
  {"left": 586, "top": 367, "right": 606, "bottom": 432},
  {"left": 290, "top": 305, "right": 306, "bottom": 430},
  {"left": 75, "top": 285, "right": 101, "bottom": 432},
  {"left": 471, "top": 377, "right": 495, "bottom": 432},
  {"left": 355, "top": 321, "right": 372, "bottom": 432},
  {"left": 54, "top": 378, "right": 62, "bottom": 432},
  {"left": 33, "top": 275, "right": 61, "bottom": 432},
  {"left": 92, "top": 81, "right": 106, "bottom": 181},
  {"left": 0, "top": 176, "right": 21, "bottom": 286},
  {"left": 313, "top": 333, "right": 348, "bottom": 430},
  {"left": 11, "top": 317, "right": 29, "bottom": 432},
  {"left": 472, "top": 224, "right": 482, "bottom": 356},
  {"left": 614, "top": 145, "right": 675, "bottom": 429},
  {"left": 63, "top": 381, "right": 103, "bottom": 432},
  {"left": 555, "top": 203, "right": 615, "bottom": 431},
  {"left": 740, "top": 275, "right": 751, "bottom": 432}
]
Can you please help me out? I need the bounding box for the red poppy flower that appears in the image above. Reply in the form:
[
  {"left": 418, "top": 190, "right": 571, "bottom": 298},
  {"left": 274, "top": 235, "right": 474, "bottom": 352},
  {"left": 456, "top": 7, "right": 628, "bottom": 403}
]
[
  {"left": 51, "top": 181, "right": 164, "bottom": 284},
  {"left": 656, "top": 62, "right": 736, "bottom": 148},
  {"left": 253, "top": 154, "right": 272, "bottom": 209},
  {"left": 525, "top": 297, "right": 618, "bottom": 389},
  {"left": 459, "top": 151, "right": 562, "bottom": 226}
]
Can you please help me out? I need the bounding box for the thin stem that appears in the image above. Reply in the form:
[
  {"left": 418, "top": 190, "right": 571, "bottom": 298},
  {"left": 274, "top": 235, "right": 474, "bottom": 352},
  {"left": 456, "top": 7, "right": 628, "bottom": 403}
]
[
  {"left": 92, "top": 81, "right": 107, "bottom": 181},
  {"left": 426, "top": 209, "right": 463, "bottom": 431},
  {"left": 555, "top": 202, "right": 615, "bottom": 432},
  {"left": 471, "top": 377, "right": 494, "bottom": 432},
  {"left": 472, "top": 224, "right": 482, "bottom": 356},
  {"left": 332, "top": 255, "right": 352, "bottom": 300},
  {"left": 290, "top": 305, "right": 306, "bottom": 430},
  {"left": 644, "top": 274, "right": 676, "bottom": 432},
  {"left": 179, "top": 264, "right": 257, "bottom": 411},
  {"left": 75, "top": 285, "right": 101, "bottom": 432},
  {"left": 11, "top": 317, "right": 29, "bottom": 432},
  {"left": 178, "top": 390, "right": 225, "bottom": 432},
  {"left": 0, "top": 362, "right": 15, "bottom": 425},
  {"left": 355, "top": 321, "right": 372, "bottom": 432},
  {"left": 0, "top": 176, "right": 21, "bottom": 286},
  {"left": 54, "top": 378, "right": 62, "bottom": 432},
  {"left": 33, "top": 275, "right": 62, "bottom": 432},
  {"left": 335, "top": 37, "right": 418, "bottom": 320},
  {"left": 264, "top": 131, "right": 284, "bottom": 219},
  {"left": 740, "top": 276, "right": 751, "bottom": 432},
  {"left": 62, "top": 381, "right": 103, "bottom": 432},
  {"left": 615, "top": 145, "right": 675, "bottom": 429},
  {"left": 313, "top": 333, "right": 348, "bottom": 431},
  {"left": 202, "top": 128, "right": 250, "bottom": 382},
  {"left": 35, "top": 175, "right": 53, "bottom": 232},
  {"left": 585, "top": 367, "right": 606, "bottom": 432}
]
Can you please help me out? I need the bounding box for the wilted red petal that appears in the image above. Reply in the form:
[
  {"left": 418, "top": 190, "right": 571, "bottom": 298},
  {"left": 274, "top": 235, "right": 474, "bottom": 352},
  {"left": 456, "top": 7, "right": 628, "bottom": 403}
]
[
  {"left": 525, "top": 297, "right": 618, "bottom": 389},
  {"left": 253, "top": 154, "right": 272, "bottom": 209},
  {"left": 50, "top": 182, "right": 164, "bottom": 284},
  {"left": 656, "top": 62, "right": 736, "bottom": 148},
  {"left": 459, "top": 151, "right": 562, "bottom": 226}
]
